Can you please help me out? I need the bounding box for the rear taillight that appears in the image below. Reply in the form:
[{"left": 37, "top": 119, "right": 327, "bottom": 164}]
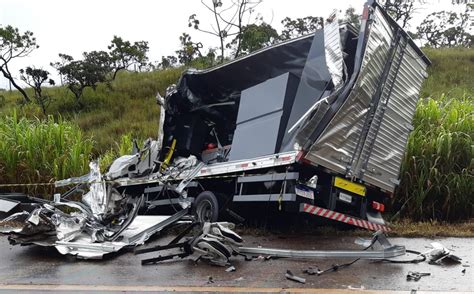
[{"left": 372, "top": 201, "right": 385, "bottom": 212}]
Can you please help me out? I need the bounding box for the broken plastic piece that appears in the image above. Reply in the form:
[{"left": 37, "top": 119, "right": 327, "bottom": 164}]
[
  {"left": 424, "top": 242, "right": 462, "bottom": 265},
  {"left": 303, "top": 266, "right": 321, "bottom": 275},
  {"left": 285, "top": 270, "right": 306, "bottom": 284},
  {"left": 406, "top": 271, "right": 430, "bottom": 281}
]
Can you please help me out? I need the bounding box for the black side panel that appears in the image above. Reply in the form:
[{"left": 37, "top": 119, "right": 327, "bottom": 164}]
[
  {"left": 281, "top": 30, "right": 333, "bottom": 151},
  {"left": 170, "top": 35, "right": 314, "bottom": 111},
  {"left": 229, "top": 73, "right": 299, "bottom": 161}
]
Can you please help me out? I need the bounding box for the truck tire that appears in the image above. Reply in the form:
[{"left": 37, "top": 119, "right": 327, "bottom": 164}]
[{"left": 194, "top": 191, "right": 219, "bottom": 223}]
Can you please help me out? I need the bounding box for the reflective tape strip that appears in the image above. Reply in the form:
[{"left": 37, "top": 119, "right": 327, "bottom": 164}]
[{"left": 300, "top": 203, "right": 390, "bottom": 232}]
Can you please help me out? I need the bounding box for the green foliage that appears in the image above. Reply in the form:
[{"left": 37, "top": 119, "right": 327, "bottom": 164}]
[
  {"left": 341, "top": 7, "right": 360, "bottom": 29},
  {"left": 380, "top": 0, "right": 415, "bottom": 28},
  {"left": 280, "top": 16, "right": 323, "bottom": 40},
  {"left": 417, "top": 9, "right": 472, "bottom": 48},
  {"left": 420, "top": 48, "right": 474, "bottom": 99},
  {"left": 158, "top": 55, "right": 178, "bottom": 69},
  {"left": 99, "top": 133, "right": 135, "bottom": 172},
  {"left": 0, "top": 25, "right": 39, "bottom": 103},
  {"left": 188, "top": 0, "right": 263, "bottom": 61},
  {"left": 0, "top": 111, "right": 93, "bottom": 195},
  {"left": 175, "top": 33, "right": 203, "bottom": 65},
  {"left": 108, "top": 36, "right": 149, "bottom": 79},
  {"left": 391, "top": 48, "right": 474, "bottom": 221},
  {"left": 232, "top": 23, "right": 279, "bottom": 56},
  {"left": 19, "top": 66, "right": 55, "bottom": 114},
  {"left": 54, "top": 51, "right": 112, "bottom": 107},
  {"left": 396, "top": 94, "right": 473, "bottom": 221},
  {"left": 0, "top": 67, "right": 182, "bottom": 154}
]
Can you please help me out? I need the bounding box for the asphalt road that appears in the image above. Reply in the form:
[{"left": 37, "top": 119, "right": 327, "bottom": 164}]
[{"left": 0, "top": 230, "right": 472, "bottom": 293}]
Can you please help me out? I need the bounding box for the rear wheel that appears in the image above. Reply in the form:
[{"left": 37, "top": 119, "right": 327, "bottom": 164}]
[{"left": 194, "top": 191, "right": 219, "bottom": 223}]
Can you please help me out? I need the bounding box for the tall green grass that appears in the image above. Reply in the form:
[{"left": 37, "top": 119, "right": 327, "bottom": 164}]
[
  {"left": 396, "top": 94, "right": 473, "bottom": 221},
  {"left": 0, "top": 68, "right": 182, "bottom": 154},
  {"left": 0, "top": 112, "right": 94, "bottom": 195},
  {"left": 99, "top": 132, "right": 136, "bottom": 172}
]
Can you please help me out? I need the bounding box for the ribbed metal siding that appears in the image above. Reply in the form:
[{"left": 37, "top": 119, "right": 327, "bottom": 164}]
[
  {"left": 304, "top": 8, "right": 394, "bottom": 174},
  {"left": 324, "top": 15, "right": 344, "bottom": 88},
  {"left": 303, "top": 7, "right": 427, "bottom": 192}
]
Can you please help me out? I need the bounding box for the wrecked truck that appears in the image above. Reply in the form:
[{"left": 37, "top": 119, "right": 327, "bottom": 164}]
[
  {"left": 0, "top": 1, "right": 430, "bottom": 255},
  {"left": 114, "top": 0, "right": 430, "bottom": 231}
]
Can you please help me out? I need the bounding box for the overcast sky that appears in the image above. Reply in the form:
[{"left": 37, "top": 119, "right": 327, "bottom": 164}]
[{"left": 0, "top": 0, "right": 467, "bottom": 89}]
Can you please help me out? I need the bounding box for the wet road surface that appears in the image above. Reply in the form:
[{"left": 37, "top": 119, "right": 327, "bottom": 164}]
[{"left": 0, "top": 231, "right": 472, "bottom": 293}]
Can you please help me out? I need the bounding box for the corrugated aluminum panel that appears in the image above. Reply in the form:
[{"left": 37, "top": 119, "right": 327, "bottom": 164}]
[
  {"left": 303, "top": 7, "right": 428, "bottom": 192},
  {"left": 304, "top": 7, "right": 394, "bottom": 174},
  {"left": 324, "top": 12, "right": 344, "bottom": 88}
]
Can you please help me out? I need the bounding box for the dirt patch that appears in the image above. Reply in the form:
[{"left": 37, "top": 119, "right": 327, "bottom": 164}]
[
  {"left": 389, "top": 219, "right": 474, "bottom": 237},
  {"left": 233, "top": 220, "right": 474, "bottom": 238}
]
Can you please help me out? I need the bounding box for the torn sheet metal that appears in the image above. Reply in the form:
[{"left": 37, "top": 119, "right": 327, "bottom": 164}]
[
  {"left": 0, "top": 157, "right": 189, "bottom": 259},
  {"left": 106, "top": 154, "right": 139, "bottom": 180},
  {"left": 138, "top": 222, "right": 243, "bottom": 266},
  {"left": 324, "top": 11, "right": 345, "bottom": 89},
  {"left": 54, "top": 215, "right": 175, "bottom": 259},
  {"left": 424, "top": 242, "right": 462, "bottom": 265},
  {"left": 83, "top": 161, "right": 108, "bottom": 217},
  {"left": 301, "top": 4, "right": 429, "bottom": 192},
  {"left": 0, "top": 198, "right": 20, "bottom": 213}
]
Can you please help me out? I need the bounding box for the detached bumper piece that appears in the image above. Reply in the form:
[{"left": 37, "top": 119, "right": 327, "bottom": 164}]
[
  {"left": 300, "top": 203, "right": 390, "bottom": 232},
  {"left": 137, "top": 223, "right": 404, "bottom": 266},
  {"left": 240, "top": 231, "right": 404, "bottom": 260}
]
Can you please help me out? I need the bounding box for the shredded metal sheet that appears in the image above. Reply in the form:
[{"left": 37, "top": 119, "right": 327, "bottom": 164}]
[
  {"left": 54, "top": 215, "right": 172, "bottom": 259},
  {"left": 303, "top": 7, "right": 428, "bottom": 192},
  {"left": 324, "top": 11, "right": 344, "bottom": 89}
]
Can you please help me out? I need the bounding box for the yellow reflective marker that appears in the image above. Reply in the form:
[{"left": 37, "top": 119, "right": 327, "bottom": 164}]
[{"left": 334, "top": 177, "right": 366, "bottom": 196}]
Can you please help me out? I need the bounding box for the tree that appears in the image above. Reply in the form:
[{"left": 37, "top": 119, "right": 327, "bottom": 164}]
[
  {"left": 417, "top": 10, "right": 472, "bottom": 48},
  {"left": 19, "top": 67, "right": 55, "bottom": 114},
  {"left": 229, "top": 23, "right": 278, "bottom": 56},
  {"left": 188, "top": 0, "right": 263, "bottom": 62},
  {"left": 380, "top": 0, "right": 417, "bottom": 28},
  {"left": 0, "top": 25, "right": 39, "bottom": 103},
  {"left": 175, "top": 33, "right": 203, "bottom": 65},
  {"left": 191, "top": 48, "right": 219, "bottom": 68},
  {"left": 108, "top": 36, "right": 149, "bottom": 80},
  {"left": 158, "top": 55, "right": 178, "bottom": 69},
  {"left": 50, "top": 53, "right": 73, "bottom": 85},
  {"left": 280, "top": 16, "right": 324, "bottom": 40},
  {"left": 55, "top": 51, "right": 112, "bottom": 107},
  {"left": 342, "top": 7, "right": 361, "bottom": 29}
]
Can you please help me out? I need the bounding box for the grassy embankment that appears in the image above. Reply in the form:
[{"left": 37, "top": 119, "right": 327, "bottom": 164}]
[{"left": 0, "top": 48, "right": 472, "bottom": 228}]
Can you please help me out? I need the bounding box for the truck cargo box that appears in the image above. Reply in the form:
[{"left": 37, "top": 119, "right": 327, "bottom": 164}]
[{"left": 161, "top": 0, "right": 430, "bottom": 194}]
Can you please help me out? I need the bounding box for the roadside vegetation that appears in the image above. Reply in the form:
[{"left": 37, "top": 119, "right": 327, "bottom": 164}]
[{"left": 0, "top": 112, "right": 93, "bottom": 195}]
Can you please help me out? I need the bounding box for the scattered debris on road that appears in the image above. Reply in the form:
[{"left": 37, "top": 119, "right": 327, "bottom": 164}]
[
  {"left": 424, "top": 242, "right": 462, "bottom": 265},
  {"left": 0, "top": 156, "right": 192, "bottom": 259},
  {"left": 136, "top": 222, "right": 242, "bottom": 266},
  {"left": 303, "top": 266, "right": 320, "bottom": 276},
  {"left": 406, "top": 271, "right": 431, "bottom": 281},
  {"left": 285, "top": 270, "right": 306, "bottom": 284}
]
